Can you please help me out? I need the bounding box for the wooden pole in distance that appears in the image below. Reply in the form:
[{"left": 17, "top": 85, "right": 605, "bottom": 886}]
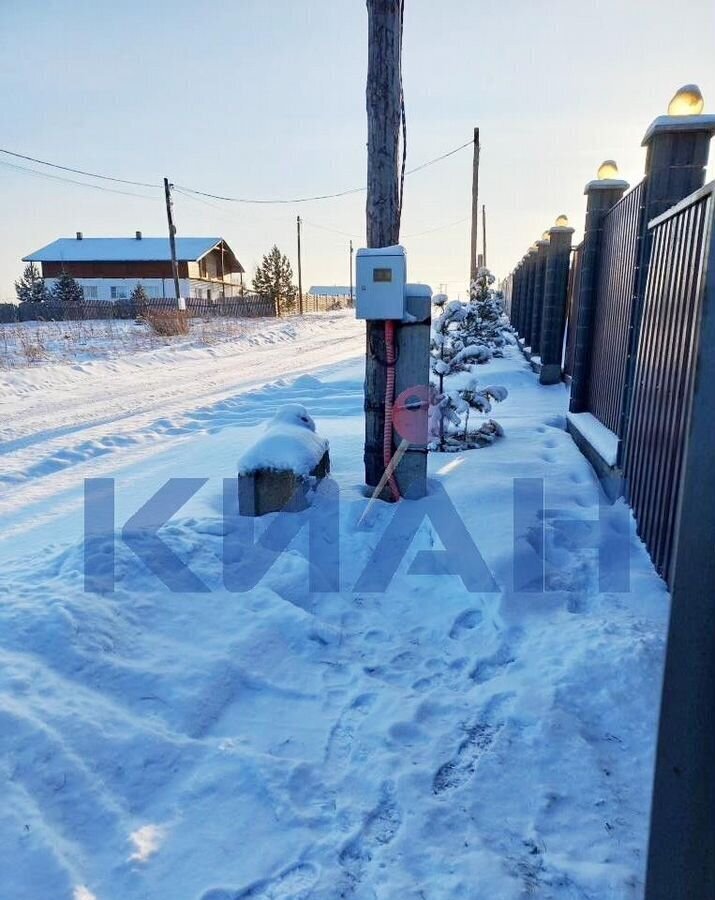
[
  {"left": 482, "top": 203, "right": 487, "bottom": 269},
  {"left": 163, "top": 177, "right": 184, "bottom": 311},
  {"left": 364, "top": 0, "right": 403, "bottom": 488},
  {"left": 349, "top": 239, "right": 354, "bottom": 306},
  {"left": 296, "top": 215, "right": 304, "bottom": 315},
  {"left": 469, "top": 127, "right": 480, "bottom": 282}
]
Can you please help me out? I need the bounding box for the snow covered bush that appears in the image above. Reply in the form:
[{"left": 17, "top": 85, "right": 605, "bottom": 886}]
[
  {"left": 143, "top": 308, "right": 190, "bottom": 337},
  {"left": 429, "top": 276, "right": 510, "bottom": 452},
  {"left": 429, "top": 379, "right": 507, "bottom": 451},
  {"left": 462, "top": 267, "right": 512, "bottom": 354}
]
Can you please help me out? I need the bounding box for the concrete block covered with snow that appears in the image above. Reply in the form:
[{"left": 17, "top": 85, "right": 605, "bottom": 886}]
[{"left": 238, "top": 404, "right": 330, "bottom": 516}]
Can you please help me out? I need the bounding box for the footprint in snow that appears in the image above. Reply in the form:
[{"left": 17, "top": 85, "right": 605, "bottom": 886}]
[
  {"left": 203, "top": 862, "right": 320, "bottom": 900},
  {"left": 338, "top": 782, "right": 402, "bottom": 892},
  {"left": 449, "top": 608, "right": 483, "bottom": 639},
  {"left": 432, "top": 693, "right": 514, "bottom": 796},
  {"left": 324, "top": 693, "right": 377, "bottom": 768},
  {"left": 469, "top": 632, "right": 521, "bottom": 684}
]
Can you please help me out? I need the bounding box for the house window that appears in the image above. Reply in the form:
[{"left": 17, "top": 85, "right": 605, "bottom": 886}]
[
  {"left": 84, "top": 285, "right": 99, "bottom": 300},
  {"left": 144, "top": 285, "right": 160, "bottom": 298},
  {"left": 110, "top": 286, "right": 128, "bottom": 300},
  {"left": 195, "top": 289, "right": 203, "bottom": 299}
]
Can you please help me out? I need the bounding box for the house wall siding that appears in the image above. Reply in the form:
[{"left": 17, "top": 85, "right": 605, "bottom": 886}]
[
  {"left": 41, "top": 260, "right": 189, "bottom": 279},
  {"left": 44, "top": 277, "right": 189, "bottom": 301},
  {"left": 43, "top": 277, "right": 242, "bottom": 301}
]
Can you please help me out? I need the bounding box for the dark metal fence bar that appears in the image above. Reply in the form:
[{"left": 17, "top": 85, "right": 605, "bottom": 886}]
[
  {"left": 586, "top": 179, "right": 645, "bottom": 434},
  {"left": 623, "top": 181, "right": 713, "bottom": 582},
  {"left": 563, "top": 241, "right": 584, "bottom": 378}
]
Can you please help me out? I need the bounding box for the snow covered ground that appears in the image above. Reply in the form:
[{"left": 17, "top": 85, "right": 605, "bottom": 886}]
[{"left": 0, "top": 311, "right": 668, "bottom": 899}]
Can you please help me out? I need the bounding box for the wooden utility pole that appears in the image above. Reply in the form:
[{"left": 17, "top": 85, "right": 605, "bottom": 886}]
[
  {"left": 296, "top": 215, "right": 304, "bottom": 314},
  {"left": 364, "top": 0, "right": 403, "bottom": 488},
  {"left": 482, "top": 203, "right": 487, "bottom": 269},
  {"left": 163, "top": 177, "right": 184, "bottom": 310},
  {"left": 349, "top": 239, "right": 354, "bottom": 306},
  {"left": 469, "top": 127, "right": 480, "bottom": 282}
]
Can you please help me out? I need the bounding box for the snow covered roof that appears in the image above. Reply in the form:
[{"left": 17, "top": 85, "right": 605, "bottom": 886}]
[
  {"left": 308, "top": 286, "right": 353, "bottom": 297},
  {"left": 23, "top": 236, "right": 241, "bottom": 267}
]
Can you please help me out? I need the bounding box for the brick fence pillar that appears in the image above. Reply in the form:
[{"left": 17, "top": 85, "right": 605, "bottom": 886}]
[
  {"left": 568, "top": 171, "right": 629, "bottom": 412},
  {"left": 539, "top": 224, "right": 575, "bottom": 384},
  {"left": 529, "top": 237, "right": 549, "bottom": 358}
]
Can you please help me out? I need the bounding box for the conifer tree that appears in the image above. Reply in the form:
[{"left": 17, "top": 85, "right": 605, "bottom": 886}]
[
  {"left": 130, "top": 283, "right": 150, "bottom": 306},
  {"left": 50, "top": 270, "right": 84, "bottom": 303},
  {"left": 252, "top": 245, "right": 296, "bottom": 314},
  {"left": 15, "top": 263, "right": 50, "bottom": 303}
]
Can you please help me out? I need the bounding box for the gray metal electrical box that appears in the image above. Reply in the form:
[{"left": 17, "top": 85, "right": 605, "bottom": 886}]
[{"left": 355, "top": 245, "right": 406, "bottom": 319}]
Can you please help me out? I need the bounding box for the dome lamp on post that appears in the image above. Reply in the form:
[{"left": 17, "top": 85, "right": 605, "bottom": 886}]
[
  {"left": 667, "top": 84, "right": 705, "bottom": 117},
  {"left": 584, "top": 160, "right": 629, "bottom": 195},
  {"left": 642, "top": 83, "right": 715, "bottom": 145},
  {"left": 597, "top": 160, "right": 619, "bottom": 180},
  {"left": 554, "top": 215, "right": 569, "bottom": 228}
]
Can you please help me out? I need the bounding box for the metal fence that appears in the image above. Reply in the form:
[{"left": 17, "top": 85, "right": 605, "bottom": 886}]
[
  {"left": 623, "top": 182, "right": 714, "bottom": 582},
  {"left": 0, "top": 295, "right": 277, "bottom": 324},
  {"left": 586, "top": 180, "right": 645, "bottom": 434},
  {"left": 302, "top": 293, "right": 353, "bottom": 313},
  {"left": 502, "top": 173, "right": 715, "bottom": 592}
]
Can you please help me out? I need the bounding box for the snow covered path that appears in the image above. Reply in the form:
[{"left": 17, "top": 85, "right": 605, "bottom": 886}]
[
  {"left": 0, "top": 319, "right": 668, "bottom": 900},
  {"left": 0, "top": 313, "right": 361, "bottom": 555}
]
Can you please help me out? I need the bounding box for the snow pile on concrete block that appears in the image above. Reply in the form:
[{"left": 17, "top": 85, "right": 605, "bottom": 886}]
[
  {"left": 238, "top": 404, "right": 329, "bottom": 476},
  {"left": 567, "top": 411, "right": 619, "bottom": 467}
]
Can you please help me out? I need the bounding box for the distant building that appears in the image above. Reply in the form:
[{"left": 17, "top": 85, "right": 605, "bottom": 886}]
[
  {"left": 23, "top": 233, "right": 245, "bottom": 300},
  {"left": 308, "top": 285, "right": 353, "bottom": 300}
]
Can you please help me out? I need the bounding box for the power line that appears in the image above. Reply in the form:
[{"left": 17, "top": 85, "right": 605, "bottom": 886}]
[
  {"left": 0, "top": 137, "right": 472, "bottom": 207},
  {"left": 0, "top": 158, "right": 160, "bottom": 200},
  {"left": 403, "top": 215, "right": 471, "bottom": 238},
  {"left": 175, "top": 138, "right": 473, "bottom": 204},
  {"left": 302, "top": 219, "right": 363, "bottom": 240},
  {"left": 0, "top": 147, "right": 159, "bottom": 188}
]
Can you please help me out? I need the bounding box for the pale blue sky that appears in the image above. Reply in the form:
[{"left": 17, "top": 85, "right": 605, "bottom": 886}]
[{"left": 1, "top": 0, "right": 713, "bottom": 299}]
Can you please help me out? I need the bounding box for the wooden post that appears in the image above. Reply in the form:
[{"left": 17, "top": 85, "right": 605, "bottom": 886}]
[
  {"left": 163, "top": 177, "right": 184, "bottom": 311},
  {"left": 220, "top": 242, "right": 226, "bottom": 300},
  {"left": 394, "top": 285, "right": 430, "bottom": 499},
  {"left": 469, "top": 127, "right": 480, "bottom": 282},
  {"left": 482, "top": 203, "right": 487, "bottom": 269},
  {"left": 296, "top": 215, "right": 304, "bottom": 315},
  {"left": 349, "top": 239, "right": 354, "bottom": 306},
  {"left": 364, "top": 0, "right": 403, "bottom": 488}
]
